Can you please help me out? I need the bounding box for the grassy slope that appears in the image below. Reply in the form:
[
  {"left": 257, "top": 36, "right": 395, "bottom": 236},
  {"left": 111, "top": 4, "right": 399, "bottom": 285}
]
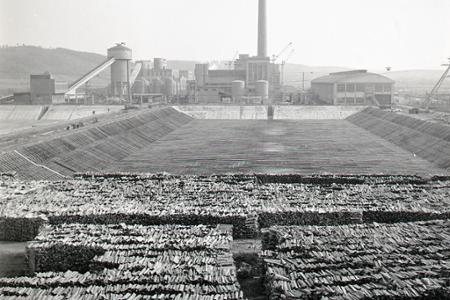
[{"left": 0, "top": 46, "right": 110, "bottom": 94}]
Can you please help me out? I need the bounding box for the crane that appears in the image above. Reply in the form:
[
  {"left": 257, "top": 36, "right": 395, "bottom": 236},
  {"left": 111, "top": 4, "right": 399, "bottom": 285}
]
[
  {"left": 280, "top": 48, "right": 295, "bottom": 87},
  {"left": 226, "top": 51, "right": 239, "bottom": 70},
  {"left": 423, "top": 58, "right": 450, "bottom": 110},
  {"left": 271, "top": 42, "right": 293, "bottom": 63}
]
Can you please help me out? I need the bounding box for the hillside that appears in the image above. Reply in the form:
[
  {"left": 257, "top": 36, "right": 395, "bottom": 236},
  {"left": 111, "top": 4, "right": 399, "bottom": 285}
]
[
  {"left": 0, "top": 46, "right": 110, "bottom": 94},
  {"left": 384, "top": 70, "right": 450, "bottom": 94}
]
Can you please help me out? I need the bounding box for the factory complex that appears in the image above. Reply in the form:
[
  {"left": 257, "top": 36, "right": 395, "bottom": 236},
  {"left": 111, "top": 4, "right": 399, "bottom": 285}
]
[{"left": 2, "top": 0, "right": 399, "bottom": 108}]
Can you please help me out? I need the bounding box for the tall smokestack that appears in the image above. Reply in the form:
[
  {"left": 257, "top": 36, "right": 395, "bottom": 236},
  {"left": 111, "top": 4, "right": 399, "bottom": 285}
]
[{"left": 257, "top": 0, "right": 267, "bottom": 58}]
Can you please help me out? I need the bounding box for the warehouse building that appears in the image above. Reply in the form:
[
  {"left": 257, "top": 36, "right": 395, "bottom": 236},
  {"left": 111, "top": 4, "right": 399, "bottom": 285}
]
[{"left": 311, "top": 70, "right": 395, "bottom": 106}]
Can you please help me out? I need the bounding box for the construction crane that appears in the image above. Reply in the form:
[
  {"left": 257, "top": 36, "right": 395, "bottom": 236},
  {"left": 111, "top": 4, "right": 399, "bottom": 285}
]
[
  {"left": 281, "top": 48, "right": 295, "bottom": 87},
  {"left": 226, "top": 51, "right": 239, "bottom": 70},
  {"left": 271, "top": 42, "right": 293, "bottom": 63},
  {"left": 423, "top": 58, "right": 450, "bottom": 110}
]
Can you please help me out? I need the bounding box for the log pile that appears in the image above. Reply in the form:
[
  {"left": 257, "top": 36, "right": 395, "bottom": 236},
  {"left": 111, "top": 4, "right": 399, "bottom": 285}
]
[
  {"left": 1, "top": 174, "right": 449, "bottom": 241},
  {"left": 0, "top": 223, "right": 246, "bottom": 300},
  {"left": 262, "top": 220, "right": 450, "bottom": 299}
]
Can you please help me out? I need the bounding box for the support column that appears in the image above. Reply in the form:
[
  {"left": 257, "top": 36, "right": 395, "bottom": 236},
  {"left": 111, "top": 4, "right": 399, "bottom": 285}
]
[{"left": 126, "top": 61, "right": 132, "bottom": 104}]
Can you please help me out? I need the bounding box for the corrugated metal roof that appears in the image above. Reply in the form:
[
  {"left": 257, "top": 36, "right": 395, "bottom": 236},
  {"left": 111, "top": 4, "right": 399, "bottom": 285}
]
[{"left": 312, "top": 70, "right": 394, "bottom": 84}]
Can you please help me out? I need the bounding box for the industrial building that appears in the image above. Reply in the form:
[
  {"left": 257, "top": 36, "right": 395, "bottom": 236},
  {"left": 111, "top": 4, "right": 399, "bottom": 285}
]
[
  {"left": 193, "top": 0, "right": 280, "bottom": 104},
  {"left": 311, "top": 70, "right": 395, "bottom": 106},
  {"left": 7, "top": 0, "right": 281, "bottom": 106},
  {"left": 135, "top": 58, "right": 190, "bottom": 103},
  {"left": 12, "top": 72, "right": 67, "bottom": 105},
  {"left": 9, "top": 43, "right": 193, "bottom": 105}
]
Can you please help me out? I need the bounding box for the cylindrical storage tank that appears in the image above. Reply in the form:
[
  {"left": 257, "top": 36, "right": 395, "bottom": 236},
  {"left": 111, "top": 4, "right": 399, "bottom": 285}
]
[
  {"left": 107, "top": 44, "right": 132, "bottom": 97},
  {"left": 232, "top": 80, "right": 245, "bottom": 103},
  {"left": 256, "top": 80, "right": 269, "bottom": 104}
]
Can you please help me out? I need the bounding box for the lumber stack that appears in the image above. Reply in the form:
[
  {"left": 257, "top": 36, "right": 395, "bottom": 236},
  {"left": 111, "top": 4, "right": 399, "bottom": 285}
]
[
  {"left": 262, "top": 221, "right": 450, "bottom": 299},
  {"left": 1, "top": 174, "right": 450, "bottom": 241},
  {"left": 0, "top": 223, "right": 246, "bottom": 300}
]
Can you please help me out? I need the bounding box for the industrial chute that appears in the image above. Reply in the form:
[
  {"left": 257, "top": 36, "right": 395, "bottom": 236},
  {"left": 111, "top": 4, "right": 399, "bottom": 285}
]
[
  {"left": 423, "top": 58, "right": 450, "bottom": 110},
  {"left": 65, "top": 57, "right": 116, "bottom": 96}
]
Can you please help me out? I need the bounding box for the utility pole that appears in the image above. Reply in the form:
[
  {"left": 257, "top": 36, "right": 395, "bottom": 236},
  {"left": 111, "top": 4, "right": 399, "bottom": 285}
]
[
  {"left": 126, "top": 60, "right": 132, "bottom": 105},
  {"left": 302, "top": 72, "right": 305, "bottom": 92},
  {"left": 302, "top": 72, "right": 314, "bottom": 91}
]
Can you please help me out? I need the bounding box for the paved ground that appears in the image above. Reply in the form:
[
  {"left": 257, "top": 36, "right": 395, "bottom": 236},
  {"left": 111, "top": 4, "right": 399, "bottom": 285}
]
[
  {"left": 0, "top": 242, "right": 28, "bottom": 277},
  {"left": 114, "top": 120, "right": 444, "bottom": 175},
  {"left": 0, "top": 120, "right": 59, "bottom": 136}
]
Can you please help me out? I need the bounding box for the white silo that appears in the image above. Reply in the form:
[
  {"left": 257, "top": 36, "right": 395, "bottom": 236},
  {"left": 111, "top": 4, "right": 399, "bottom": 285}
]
[
  {"left": 256, "top": 80, "right": 269, "bottom": 104},
  {"left": 107, "top": 43, "right": 132, "bottom": 99},
  {"left": 232, "top": 80, "right": 245, "bottom": 103}
]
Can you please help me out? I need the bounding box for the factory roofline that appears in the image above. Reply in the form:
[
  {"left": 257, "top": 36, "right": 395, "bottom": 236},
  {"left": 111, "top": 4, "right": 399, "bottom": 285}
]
[{"left": 312, "top": 70, "right": 395, "bottom": 84}]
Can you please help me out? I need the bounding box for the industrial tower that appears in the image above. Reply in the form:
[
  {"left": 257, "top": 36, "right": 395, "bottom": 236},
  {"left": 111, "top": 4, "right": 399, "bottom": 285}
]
[{"left": 258, "top": 0, "right": 268, "bottom": 58}]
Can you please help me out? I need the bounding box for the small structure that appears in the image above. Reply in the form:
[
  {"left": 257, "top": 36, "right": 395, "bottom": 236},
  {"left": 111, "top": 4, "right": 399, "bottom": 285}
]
[
  {"left": 30, "top": 72, "right": 55, "bottom": 104},
  {"left": 311, "top": 70, "right": 395, "bottom": 106}
]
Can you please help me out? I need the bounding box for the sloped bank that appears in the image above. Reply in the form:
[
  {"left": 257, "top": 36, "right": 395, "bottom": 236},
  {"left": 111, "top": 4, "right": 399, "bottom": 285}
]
[
  {"left": 347, "top": 107, "right": 450, "bottom": 171},
  {"left": 0, "top": 108, "right": 193, "bottom": 180}
]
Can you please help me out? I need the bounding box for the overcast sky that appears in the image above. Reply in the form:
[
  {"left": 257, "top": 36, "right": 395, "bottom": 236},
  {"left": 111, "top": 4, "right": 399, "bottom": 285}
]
[{"left": 1, "top": 0, "right": 449, "bottom": 70}]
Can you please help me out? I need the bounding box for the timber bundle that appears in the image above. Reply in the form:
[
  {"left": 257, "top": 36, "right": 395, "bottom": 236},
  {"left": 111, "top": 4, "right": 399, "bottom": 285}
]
[
  {"left": 261, "top": 221, "right": 450, "bottom": 300},
  {"left": 0, "top": 223, "right": 246, "bottom": 300},
  {"left": 1, "top": 173, "right": 449, "bottom": 241}
]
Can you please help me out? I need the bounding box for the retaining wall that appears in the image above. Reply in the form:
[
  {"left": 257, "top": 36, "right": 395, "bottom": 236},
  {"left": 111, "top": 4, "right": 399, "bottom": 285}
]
[{"left": 175, "top": 105, "right": 365, "bottom": 120}]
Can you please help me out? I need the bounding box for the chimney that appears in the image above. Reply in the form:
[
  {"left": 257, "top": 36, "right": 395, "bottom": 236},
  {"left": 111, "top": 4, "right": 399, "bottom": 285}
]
[{"left": 257, "top": 0, "right": 267, "bottom": 58}]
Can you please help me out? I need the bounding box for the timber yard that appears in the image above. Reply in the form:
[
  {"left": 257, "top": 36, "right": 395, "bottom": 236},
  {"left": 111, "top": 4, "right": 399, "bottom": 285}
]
[{"left": 1, "top": 0, "right": 450, "bottom": 299}]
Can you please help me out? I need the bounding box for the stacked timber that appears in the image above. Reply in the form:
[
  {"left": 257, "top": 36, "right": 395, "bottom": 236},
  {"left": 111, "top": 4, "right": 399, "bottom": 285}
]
[
  {"left": 0, "top": 223, "right": 246, "bottom": 300},
  {"left": 1, "top": 174, "right": 449, "bottom": 241},
  {"left": 262, "top": 221, "right": 450, "bottom": 299}
]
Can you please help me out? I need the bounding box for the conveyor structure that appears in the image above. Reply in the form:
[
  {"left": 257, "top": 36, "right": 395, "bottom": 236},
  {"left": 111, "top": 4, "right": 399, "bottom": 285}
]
[{"left": 65, "top": 57, "right": 116, "bottom": 96}]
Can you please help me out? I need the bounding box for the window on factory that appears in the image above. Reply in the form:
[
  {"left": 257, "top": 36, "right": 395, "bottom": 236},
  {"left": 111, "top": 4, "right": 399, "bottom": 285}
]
[
  {"left": 356, "top": 84, "right": 365, "bottom": 92},
  {"left": 375, "top": 84, "right": 383, "bottom": 92},
  {"left": 346, "top": 84, "right": 355, "bottom": 92},
  {"left": 337, "top": 97, "right": 346, "bottom": 104},
  {"left": 383, "top": 84, "right": 392, "bottom": 92},
  {"left": 337, "top": 84, "right": 345, "bottom": 92},
  {"left": 356, "top": 98, "right": 365, "bottom": 104},
  {"left": 346, "top": 97, "right": 355, "bottom": 104}
]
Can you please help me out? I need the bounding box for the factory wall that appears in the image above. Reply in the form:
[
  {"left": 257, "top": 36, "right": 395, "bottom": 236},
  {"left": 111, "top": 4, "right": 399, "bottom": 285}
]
[
  {"left": 335, "top": 83, "right": 393, "bottom": 106},
  {"left": 311, "top": 83, "right": 335, "bottom": 105},
  {"left": 13, "top": 93, "right": 32, "bottom": 105},
  {"left": 312, "top": 82, "right": 394, "bottom": 106},
  {"left": 196, "top": 89, "right": 222, "bottom": 104}
]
